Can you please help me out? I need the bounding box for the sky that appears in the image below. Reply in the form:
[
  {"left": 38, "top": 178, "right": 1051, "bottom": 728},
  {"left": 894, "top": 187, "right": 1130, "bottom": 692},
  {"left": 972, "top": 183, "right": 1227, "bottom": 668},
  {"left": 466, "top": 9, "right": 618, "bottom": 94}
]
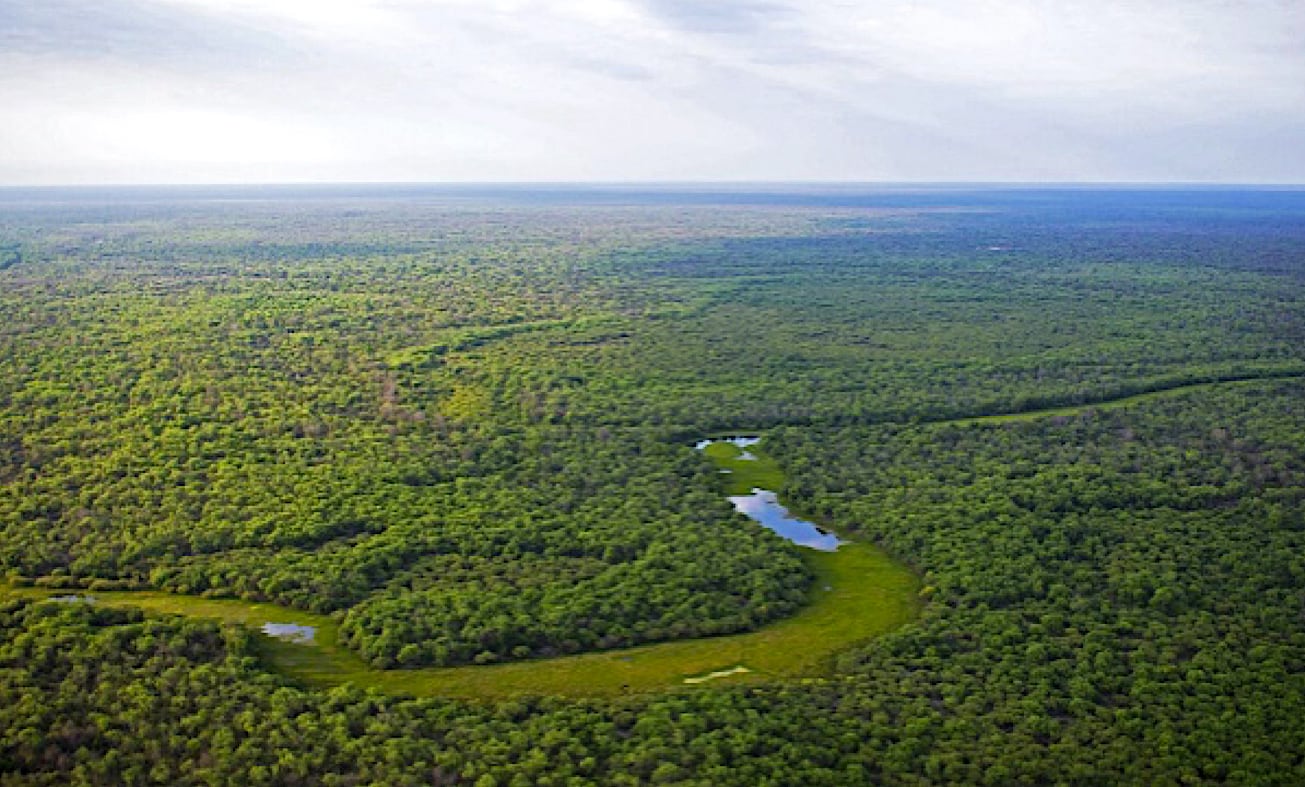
[{"left": 2, "top": 0, "right": 1304, "bottom": 185}]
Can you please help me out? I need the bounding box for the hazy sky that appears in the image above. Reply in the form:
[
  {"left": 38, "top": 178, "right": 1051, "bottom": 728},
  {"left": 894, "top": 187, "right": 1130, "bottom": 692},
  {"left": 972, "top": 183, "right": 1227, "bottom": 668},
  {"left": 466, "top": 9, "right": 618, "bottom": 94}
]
[{"left": 2, "top": 0, "right": 1304, "bottom": 184}]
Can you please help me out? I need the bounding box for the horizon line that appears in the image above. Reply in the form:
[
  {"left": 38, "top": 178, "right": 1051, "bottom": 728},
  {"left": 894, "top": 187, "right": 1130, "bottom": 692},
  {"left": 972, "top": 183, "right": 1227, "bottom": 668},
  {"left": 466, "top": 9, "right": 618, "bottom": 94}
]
[{"left": 3, "top": 179, "right": 1305, "bottom": 191}]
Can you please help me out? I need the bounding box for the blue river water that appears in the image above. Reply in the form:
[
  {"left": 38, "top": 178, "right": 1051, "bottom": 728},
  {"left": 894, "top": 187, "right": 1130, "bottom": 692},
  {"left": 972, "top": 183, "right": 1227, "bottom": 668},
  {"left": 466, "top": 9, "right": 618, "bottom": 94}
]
[
  {"left": 728, "top": 488, "right": 843, "bottom": 552},
  {"left": 698, "top": 438, "right": 843, "bottom": 551}
]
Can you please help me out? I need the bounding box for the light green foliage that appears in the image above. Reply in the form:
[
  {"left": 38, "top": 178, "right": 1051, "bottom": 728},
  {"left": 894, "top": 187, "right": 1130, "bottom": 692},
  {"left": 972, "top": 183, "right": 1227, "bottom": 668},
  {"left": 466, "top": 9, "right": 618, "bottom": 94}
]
[
  {"left": 2, "top": 533, "right": 919, "bottom": 698},
  {"left": 2, "top": 188, "right": 1305, "bottom": 783}
]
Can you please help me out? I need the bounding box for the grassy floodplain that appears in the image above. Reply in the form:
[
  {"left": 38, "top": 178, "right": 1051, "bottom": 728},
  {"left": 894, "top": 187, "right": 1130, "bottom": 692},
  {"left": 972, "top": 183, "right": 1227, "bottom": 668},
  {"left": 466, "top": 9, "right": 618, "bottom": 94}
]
[
  {"left": 3, "top": 365, "right": 1300, "bottom": 699},
  {"left": 700, "top": 439, "right": 786, "bottom": 495},
  {"left": 0, "top": 439, "right": 919, "bottom": 699},
  {"left": 949, "top": 369, "right": 1305, "bottom": 427},
  {"left": 0, "top": 541, "right": 917, "bottom": 699}
]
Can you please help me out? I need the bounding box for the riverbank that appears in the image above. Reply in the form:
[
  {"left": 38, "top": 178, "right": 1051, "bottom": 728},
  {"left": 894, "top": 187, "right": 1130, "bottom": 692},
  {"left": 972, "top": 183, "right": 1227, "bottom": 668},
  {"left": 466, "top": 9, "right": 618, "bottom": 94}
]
[
  {"left": 1, "top": 537, "right": 918, "bottom": 698},
  {"left": 0, "top": 434, "right": 922, "bottom": 699}
]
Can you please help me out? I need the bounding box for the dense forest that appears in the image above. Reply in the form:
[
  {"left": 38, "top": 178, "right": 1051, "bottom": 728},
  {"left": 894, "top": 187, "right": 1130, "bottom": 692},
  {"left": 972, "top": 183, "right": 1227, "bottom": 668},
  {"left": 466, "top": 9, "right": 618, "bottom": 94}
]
[{"left": 1, "top": 185, "right": 1303, "bottom": 783}]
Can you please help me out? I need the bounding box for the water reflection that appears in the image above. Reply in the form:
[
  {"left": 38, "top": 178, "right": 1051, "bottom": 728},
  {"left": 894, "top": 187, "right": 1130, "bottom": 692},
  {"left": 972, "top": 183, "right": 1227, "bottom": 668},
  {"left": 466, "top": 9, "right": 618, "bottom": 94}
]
[
  {"left": 262, "top": 622, "right": 316, "bottom": 644},
  {"left": 693, "top": 436, "right": 760, "bottom": 451},
  {"left": 728, "top": 488, "right": 843, "bottom": 551},
  {"left": 698, "top": 437, "right": 843, "bottom": 551}
]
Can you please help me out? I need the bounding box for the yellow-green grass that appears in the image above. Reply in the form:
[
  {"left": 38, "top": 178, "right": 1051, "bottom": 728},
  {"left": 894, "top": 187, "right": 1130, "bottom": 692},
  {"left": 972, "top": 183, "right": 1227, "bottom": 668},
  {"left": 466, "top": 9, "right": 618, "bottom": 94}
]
[
  {"left": 950, "top": 373, "right": 1305, "bottom": 427},
  {"left": 8, "top": 374, "right": 1300, "bottom": 700},
  {"left": 701, "top": 439, "right": 784, "bottom": 495},
  {"left": 0, "top": 434, "right": 921, "bottom": 700},
  {"left": 0, "top": 586, "right": 368, "bottom": 679},
  {"left": 1, "top": 540, "right": 918, "bottom": 700}
]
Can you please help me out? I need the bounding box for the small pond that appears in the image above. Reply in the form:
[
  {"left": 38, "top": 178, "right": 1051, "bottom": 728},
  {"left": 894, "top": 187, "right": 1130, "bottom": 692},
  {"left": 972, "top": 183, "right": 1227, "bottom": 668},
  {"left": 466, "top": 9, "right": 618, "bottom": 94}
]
[
  {"left": 698, "top": 438, "right": 843, "bottom": 552},
  {"left": 729, "top": 488, "right": 843, "bottom": 551},
  {"left": 46, "top": 594, "right": 96, "bottom": 604},
  {"left": 261, "top": 622, "right": 316, "bottom": 644}
]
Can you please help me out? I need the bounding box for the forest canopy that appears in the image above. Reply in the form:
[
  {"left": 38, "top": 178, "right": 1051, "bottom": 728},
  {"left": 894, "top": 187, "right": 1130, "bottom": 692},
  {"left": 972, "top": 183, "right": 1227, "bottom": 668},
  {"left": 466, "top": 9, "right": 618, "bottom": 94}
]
[{"left": 1, "top": 185, "right": 1303, "bottom": 783}]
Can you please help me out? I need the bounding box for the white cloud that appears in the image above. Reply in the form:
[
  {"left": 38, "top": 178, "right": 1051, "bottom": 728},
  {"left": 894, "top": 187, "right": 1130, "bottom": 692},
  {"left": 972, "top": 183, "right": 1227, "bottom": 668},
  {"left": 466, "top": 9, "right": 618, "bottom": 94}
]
[{"left": 1, "top": 0, "right": 1302, "bottom": 183}]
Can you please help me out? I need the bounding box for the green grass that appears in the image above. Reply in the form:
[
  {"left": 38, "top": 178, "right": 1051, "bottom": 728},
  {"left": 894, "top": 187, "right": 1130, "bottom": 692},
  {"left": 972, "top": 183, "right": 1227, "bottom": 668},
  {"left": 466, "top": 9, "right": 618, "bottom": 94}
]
[
  {"left": 0, "top": 588, "right": 371, "bottom": 677},
  {"left": 20, "top": 372, "right": 1295, "bottom": 701},
  {"left": 701, "top": 439, "right": 784, "bottom": 495},
  {"left": 0, "top": 436, "right": 921, "bottom": 700},
  {"left": 949, "top": 372, "right": 1305, "bottom": 427},
  {"left": 2, "top": 540, "right": 918, "bottom": 699}
]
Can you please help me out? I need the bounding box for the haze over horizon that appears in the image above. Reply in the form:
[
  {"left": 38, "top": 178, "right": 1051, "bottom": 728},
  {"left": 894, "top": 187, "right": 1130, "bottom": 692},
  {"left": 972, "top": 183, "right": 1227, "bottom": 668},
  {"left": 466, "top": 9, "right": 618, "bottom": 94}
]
[{"left": 3, "top": 0, "right": 1304, "bottom": 186}]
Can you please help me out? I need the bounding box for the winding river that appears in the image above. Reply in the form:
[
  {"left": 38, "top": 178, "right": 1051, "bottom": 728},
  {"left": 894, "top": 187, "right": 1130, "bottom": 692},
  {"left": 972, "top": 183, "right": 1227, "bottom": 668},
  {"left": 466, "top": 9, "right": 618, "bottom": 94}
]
[
  {"left": 7, "top": 374, "right": 1302, "bottom": 697},
  {"left": 1, "top": 435, "right": 922, "bottom": 698}
]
